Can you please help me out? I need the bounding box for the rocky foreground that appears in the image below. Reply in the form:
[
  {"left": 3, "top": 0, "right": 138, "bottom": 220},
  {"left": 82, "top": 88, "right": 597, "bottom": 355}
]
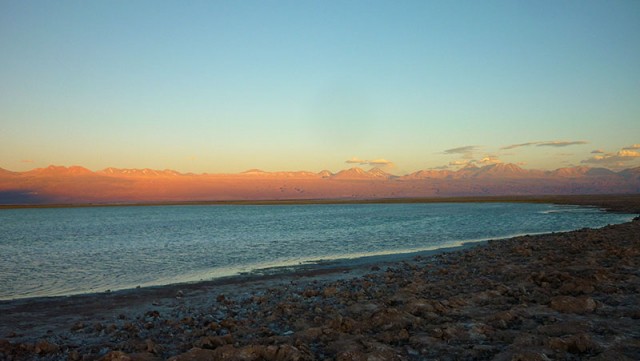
[{"left": 1, "top": 203, "right": 639, "bottom": 360}]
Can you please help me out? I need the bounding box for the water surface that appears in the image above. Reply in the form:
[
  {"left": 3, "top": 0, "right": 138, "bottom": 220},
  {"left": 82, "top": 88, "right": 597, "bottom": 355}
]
[{"left": 0, "top": 202, "right": 634, "bottom": 300}]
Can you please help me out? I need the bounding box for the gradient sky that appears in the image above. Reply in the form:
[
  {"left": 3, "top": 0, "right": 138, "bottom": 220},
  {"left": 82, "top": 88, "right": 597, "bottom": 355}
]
[{"left": 1, "top": 1, "right": 639, "bottom": 175}]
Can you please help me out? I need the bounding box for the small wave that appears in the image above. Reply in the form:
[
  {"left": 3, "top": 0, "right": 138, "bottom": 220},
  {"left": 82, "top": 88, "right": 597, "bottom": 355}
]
[{"left": 539, "top": 207, "right": 600, "bottom": 214}]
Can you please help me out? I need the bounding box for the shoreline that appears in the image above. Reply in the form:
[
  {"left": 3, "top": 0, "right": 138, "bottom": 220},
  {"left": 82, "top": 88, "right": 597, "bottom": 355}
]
[
  {"left": 1, "top": 194, "right": 639, "bottom": 360},
  {"left": 2, "top": 193, "right": 640, "bottom": 211},
  {"left": 1, "top": 197, "right": 635, "bottom": 302},
  {"left": 1, "top": 238, "right": 486, "bottom": 302}
]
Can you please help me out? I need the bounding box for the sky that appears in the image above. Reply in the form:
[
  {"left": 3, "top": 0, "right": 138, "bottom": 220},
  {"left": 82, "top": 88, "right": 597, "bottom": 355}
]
[{"left": 1, "top": 1, "right": 639, "bottom": 175}]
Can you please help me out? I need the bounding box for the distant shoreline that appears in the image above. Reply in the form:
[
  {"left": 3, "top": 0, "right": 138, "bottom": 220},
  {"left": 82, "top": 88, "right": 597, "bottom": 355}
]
[{"left": 2, "top": 194, "right": 640, "bottom": 213}]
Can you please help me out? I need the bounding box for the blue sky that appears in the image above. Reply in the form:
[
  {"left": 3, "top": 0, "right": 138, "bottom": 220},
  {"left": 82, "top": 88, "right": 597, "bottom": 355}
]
[{"left": 1, "top": 1, "right": 639, "bottom": 174}]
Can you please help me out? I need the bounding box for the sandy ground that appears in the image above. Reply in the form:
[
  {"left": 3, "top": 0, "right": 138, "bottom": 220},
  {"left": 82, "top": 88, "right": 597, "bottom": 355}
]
[{"left": 0, "top": 195, "right": 639, "bottom": 361}]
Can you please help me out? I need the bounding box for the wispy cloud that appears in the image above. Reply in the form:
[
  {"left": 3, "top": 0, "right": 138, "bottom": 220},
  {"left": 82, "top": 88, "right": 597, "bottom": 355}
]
[
  {"left": 345, "top": 157, "right": 395, "bottom": 168},
  {"left": 345, "top": 157, "right": 368, "bottom": 165},
  {"left": 591, "top": 149, "right": 604, "bottom": 154},
  {"left": 478, "top": 156, "right": 502, "bottom": 165},
  {"left": 501, "top": 140, "right": 588, "bottom": 150},
  {"left": 623, "top": 144, "right": 640, "bottom": 150},
  {"left": 501, "top": 142, "right": 538, "bottom": 150},
  {"left": 537, "top": 140, "right": 588, "bottom": 148},
  {"left": 21, "top": 159, "right": 34, "bottom": 163},
  {"left": 449, "top": 159, "right": 474, "bottom": 167},
  {"left": 369, "top": 158, "right": 394, "bottom": 166},
  {"left": 443, "top": 145, "right": 478, "bottom": 159}
]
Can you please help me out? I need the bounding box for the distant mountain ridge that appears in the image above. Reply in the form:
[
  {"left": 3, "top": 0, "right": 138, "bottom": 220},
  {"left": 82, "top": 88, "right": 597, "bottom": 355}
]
[
  {"left": 10, "top": 163, "right": 638, "bottom": 179},
  {"left": 0, "top": 163, "right": 640, "bottom": 180},
  {"left": 1, "top": 163, "right": 638, "bottom": 205},
  {"left": 99, "top": 167, "right": 183, "bottom": 177}
]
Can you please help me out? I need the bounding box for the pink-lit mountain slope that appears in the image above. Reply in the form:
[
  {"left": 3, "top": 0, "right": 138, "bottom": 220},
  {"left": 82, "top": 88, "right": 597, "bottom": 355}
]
[
  {"left": 332, "top": 167, "right": 394, "bottom": 180},
  {"left": 0, "top": 163, "right": 638, "bottom": 205}
]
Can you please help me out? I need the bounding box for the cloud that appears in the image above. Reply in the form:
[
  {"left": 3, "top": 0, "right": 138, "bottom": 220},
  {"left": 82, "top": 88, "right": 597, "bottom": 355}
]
[
  {"left": 430, "top": 165, "right": 450, "bottom": 170},
  {"left": 537, "top": 140, "right": 588, "bottom": 147},
  {"left": 443, "top": 145, "right": 478, "bottom": 159},
  {"left": 619, "top": 150, "right": 640, "bottom": 157},
  {"left": 345, "top": 157, "right": 395, "bottom": 168},
  {"left": 20, "top": 159, "right": 34, "bottom": 163},
  {"left": 591, "top": 149, "right": 604, "bottom": 154},
  {"left": 478, "top": 156, "right": 502, "bottom": 165},
  {"left": 581, "top": 148, "right": 640, "bottom": 166},
  {"left": 623, "top": 144, "right": 640, "bottom": 150},
  {"left": 501, "top": 140, "right": 588, "bottom": 150},
  {"left": 345, "top": 157, "right": 368, "bottom": 165},
  {"left": 501, "top": 142, "right": 538, "bottom": 150},
  {"left": 369, "top": 158, "right": 394, "bottom": 166},
  {"left": 449, "top": 159, "right": 475, "bottom": 167}
]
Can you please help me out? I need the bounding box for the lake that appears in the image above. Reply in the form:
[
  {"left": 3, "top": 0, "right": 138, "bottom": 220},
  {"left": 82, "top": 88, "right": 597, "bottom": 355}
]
[{"left": 0, "top": 202, "right": 634, "bottom": 300}]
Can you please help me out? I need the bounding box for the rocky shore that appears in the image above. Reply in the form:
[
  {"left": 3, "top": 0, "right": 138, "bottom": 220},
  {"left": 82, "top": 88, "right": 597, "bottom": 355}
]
[{"left": 1, "top": 197, "right": 639, "bottom": 361}]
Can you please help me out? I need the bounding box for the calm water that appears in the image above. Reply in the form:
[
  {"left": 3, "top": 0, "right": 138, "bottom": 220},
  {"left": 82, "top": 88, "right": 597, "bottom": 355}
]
[{"left": 0, "top": 203, "right": 634, "bottom": 300}]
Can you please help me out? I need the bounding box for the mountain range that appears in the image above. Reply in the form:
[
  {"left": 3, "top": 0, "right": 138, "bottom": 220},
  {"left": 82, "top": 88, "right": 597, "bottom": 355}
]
[{"left": 1, "top": 163, "right": 639, "bottom": 205}]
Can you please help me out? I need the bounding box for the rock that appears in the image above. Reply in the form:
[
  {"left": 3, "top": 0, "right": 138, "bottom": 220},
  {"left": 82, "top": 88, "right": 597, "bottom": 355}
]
[
  {"left": 404, "top": 299, "right": 435, "bottom": 316},
  {"left": 408, "top": 333, "right": 441, "bottom": 348},
  {"left": 0, "top": 339, "right": 11, "bottom": 351},
  {"left": 537, "top": 321, "right": 589, "bottom": 336},
  {"left": 145, "top": 310, "right": 160, "bottom": 318},
  {"left": 376, "top": 328, "right": 410, "bottom": 344},
  {"left": 194, "top": 334, "right": 234, "bottom": 349},
  {"left": 99, "top": 351, "right": 132, "bottom": 361},
  {"left": 329, "top": 316, "right": 359, "bottom": 333},
  {"left": 68, "top": 350, "right": 82, "bottom": 361},
  {"left": 589, "top": 349, "right": 637, "bottom": 361},
  {"left": 168, "top": 348, "right": 218, "bottom": 361},
  {"left": 233, "top": 345, "right": 264, "bottom": 361},
  {"left": 327, "top": 338, "right": 365, "bottom": 358},
  {"left": 34, "top": 339, "right": 60, "bottom": 354},
  {"left": 145, "top": 339, "right": 161, "bottom": 354},
  {"left": 547, "top": 333, "right": 599, "bottom": 354},
  {"left": 323, "top": 286, "right": 338, "bottom": 297},
  {"left": 347, "top": 303, "right": 379, "bottom": 316},
  {"left": 493, "top": 349, "right": 551, "bottom": 361},
  {"left": 336, "top": 350, "right": 367, "bottom": 361},
  {"left": 302, "top": 288, "right": 319, "bottom": 298},
  {"left": 511, "top": 351, "right": 552, "bottom": 361},
  {"left": 549, "top": 296, "right": 597, "bottom": 314},
  {"left": 128, "top": 352, "right": 161, "bottom": 361},
  {"left": 366, "top": 350, "right": 401, "bottom": 361},
  {"left": 71, "top": 322, "right": 85, "bottom": 331},
  {"left": 558, "top": 279, "right": 596, "bottom": 295},
  {"left": 369, "top": 308, "right": 415, "bottom": 331},
  {"left": 268, "top": 344, "right": 309, "bottom": 361},
  {"left": 220, "top": 318, "right": 238, "bottom": 330},
  {"left": 296, "top": 327, "right": 323, "bottom": 341},
  {"left": 122, "top": 321, "right": 138, "bottom": 332}
]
